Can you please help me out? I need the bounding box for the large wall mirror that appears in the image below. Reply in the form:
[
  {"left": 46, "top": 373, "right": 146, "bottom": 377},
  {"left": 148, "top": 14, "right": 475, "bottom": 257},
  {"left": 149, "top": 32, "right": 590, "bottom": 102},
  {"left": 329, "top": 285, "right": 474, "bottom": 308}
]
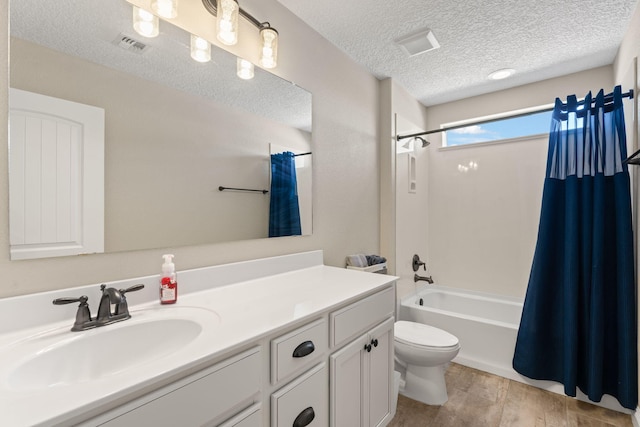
[{"left": 8, "top": 0, "right": 312, "bottom": 260}]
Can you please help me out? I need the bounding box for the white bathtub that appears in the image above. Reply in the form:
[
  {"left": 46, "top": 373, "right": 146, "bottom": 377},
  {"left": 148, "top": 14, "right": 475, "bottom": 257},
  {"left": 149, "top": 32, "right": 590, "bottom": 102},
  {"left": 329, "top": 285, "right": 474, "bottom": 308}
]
[
  {"left": 399, "top": 285, "right": 631, "bottom": 414},
  {"left": 399, "top": 285, "right": 523, "bottom": 375}
]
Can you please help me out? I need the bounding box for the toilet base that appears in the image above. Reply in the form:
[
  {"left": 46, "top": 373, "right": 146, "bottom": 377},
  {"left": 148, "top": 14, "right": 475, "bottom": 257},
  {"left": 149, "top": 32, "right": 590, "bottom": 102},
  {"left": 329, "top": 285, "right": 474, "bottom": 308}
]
[{"left": 399, "top": 364, "right": 449, "bottom": 406}]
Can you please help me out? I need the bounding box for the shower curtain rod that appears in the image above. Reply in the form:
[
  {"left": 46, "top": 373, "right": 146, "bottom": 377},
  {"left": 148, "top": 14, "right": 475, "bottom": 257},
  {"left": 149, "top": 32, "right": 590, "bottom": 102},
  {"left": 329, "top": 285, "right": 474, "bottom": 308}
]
[{"left": 396, "top": 89, "right": 634, "bottom": 141}]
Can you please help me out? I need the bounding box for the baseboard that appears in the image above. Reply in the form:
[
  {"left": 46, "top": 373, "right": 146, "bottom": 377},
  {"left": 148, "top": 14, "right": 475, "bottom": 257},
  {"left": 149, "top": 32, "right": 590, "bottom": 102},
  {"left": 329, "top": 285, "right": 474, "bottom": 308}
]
[{"left": 633, "top": 408, "right": 640, "bottom": 427}]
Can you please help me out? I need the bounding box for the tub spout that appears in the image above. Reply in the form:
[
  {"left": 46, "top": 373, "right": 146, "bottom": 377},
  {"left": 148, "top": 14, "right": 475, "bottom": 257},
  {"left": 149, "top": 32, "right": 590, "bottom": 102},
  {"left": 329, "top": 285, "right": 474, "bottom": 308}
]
[{"left": 414, "top": 273, "right": 434, "bottom": 284}]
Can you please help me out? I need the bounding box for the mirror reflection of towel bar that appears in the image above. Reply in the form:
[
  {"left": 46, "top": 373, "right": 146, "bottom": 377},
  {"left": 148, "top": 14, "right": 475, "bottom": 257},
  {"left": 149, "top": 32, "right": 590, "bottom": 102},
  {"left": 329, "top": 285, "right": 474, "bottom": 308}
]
[{"left": 218, "top": 186, "right": 269, "bottom": 194}]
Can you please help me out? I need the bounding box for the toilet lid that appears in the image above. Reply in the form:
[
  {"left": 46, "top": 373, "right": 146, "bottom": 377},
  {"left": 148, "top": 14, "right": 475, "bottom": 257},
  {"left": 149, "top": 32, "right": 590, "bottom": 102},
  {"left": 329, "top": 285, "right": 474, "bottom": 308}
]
[{"left": 395, "top": 321, "right": 459, "bottom": 348}]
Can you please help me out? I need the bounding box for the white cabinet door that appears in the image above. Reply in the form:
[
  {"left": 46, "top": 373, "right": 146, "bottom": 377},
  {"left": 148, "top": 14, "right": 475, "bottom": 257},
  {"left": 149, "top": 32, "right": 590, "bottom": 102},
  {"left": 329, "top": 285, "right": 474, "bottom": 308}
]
[
  {"left": 366, "top": 318, "right": 394, "bottom": 427},
  {"left": 330, "top": 334, "right": 367, "bottom": 427},
  {"left": 330, "top": 317, "right": 394, "bottom": 427}
]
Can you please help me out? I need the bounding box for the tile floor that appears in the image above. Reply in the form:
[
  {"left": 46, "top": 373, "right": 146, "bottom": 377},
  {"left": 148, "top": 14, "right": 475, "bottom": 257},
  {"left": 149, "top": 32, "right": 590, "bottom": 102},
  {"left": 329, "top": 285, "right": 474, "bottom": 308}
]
[{"left": 388, "top": 363, "right": 634, "bottom": 427}]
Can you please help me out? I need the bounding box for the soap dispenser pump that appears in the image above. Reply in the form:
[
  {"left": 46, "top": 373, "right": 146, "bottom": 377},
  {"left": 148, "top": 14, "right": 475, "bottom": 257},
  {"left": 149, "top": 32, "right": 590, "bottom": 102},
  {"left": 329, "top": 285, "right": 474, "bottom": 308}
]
[{"left": 160, "top": 254, "right": 177, "bottom": 304}]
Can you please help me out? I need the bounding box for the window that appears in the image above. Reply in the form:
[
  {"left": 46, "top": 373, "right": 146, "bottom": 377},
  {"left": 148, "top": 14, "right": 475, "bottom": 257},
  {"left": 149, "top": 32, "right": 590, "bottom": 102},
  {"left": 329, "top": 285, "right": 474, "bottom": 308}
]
[{"left": 443, "top": 107, "right": 553, "bottom": 147}]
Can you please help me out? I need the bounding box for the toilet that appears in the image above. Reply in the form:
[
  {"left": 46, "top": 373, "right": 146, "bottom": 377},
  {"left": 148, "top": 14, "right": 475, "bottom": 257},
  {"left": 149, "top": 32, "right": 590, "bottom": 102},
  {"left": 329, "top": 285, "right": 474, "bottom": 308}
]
[{"left": 394, "top": 320, "right": 460, "bottom": 406}]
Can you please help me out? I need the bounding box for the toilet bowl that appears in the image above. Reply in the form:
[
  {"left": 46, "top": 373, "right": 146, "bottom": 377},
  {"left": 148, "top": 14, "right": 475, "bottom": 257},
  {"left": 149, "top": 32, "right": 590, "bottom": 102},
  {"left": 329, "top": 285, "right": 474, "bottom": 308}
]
[{"left": 394, "top": 320, "right": 460, "bottom": 406}]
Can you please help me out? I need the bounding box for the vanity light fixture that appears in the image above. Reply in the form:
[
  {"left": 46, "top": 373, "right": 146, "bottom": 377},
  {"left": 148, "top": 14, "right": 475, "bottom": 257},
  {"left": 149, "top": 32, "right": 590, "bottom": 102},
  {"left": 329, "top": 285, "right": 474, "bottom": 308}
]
[
  {"left": 202, "top": 0, "right": 279, "bottom": 69},
  {"left": 259, "top": 25, "right": 278, "bottom": 69},
  {"left": 151, "top": 0, "right": 178, "bottom": 19},
  {"left": 237, "top": 58, "right": 255, "bottom": 79},
  {"left": 216, "top": 0, "right": 239, "bottom": 46},
  {"left": 132, "top": 6, "right": 159, "bottom": 38},
  {"left": 190, "top": 35, "right": 212, "bottom": 62}
]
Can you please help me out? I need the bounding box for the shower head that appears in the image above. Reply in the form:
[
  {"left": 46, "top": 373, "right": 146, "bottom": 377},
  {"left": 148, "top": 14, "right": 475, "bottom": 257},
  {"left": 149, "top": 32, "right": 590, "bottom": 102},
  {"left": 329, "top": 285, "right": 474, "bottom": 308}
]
[{"left": 415, "top": 136, "right": 430, "bottom": 148}]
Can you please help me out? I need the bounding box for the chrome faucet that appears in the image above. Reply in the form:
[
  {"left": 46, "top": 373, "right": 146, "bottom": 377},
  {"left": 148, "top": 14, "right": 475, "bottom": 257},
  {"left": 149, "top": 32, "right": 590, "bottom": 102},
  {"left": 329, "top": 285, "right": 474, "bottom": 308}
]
[{"left": 53, "top": 284, "right": 145, "bottom": 331}]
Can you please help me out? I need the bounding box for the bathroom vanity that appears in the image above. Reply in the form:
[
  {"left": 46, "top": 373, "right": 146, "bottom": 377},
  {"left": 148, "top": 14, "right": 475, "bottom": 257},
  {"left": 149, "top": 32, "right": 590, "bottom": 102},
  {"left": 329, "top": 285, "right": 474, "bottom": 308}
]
[{"left": 0, "top": 251, "right": 396, "bottom": 426}]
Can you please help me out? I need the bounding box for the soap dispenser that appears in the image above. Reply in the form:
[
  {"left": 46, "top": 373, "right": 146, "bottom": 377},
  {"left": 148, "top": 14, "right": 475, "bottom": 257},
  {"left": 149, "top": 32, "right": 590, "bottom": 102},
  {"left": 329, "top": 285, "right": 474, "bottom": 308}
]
[{"left": 160, "top": 254, "right": 178, "bottom": 304}]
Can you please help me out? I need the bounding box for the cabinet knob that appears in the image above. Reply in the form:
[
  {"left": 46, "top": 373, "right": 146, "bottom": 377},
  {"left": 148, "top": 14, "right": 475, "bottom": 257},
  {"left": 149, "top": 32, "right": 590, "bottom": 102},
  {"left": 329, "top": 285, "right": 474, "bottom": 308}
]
[
  {"left": 293, "top": 406, "right": 315, "bottom": 427},
  {"left": 292, "top": 340, "right": 315, "bottom": 358},
  {"left": 364, "top": 343, "right": 372, "bottom": 353},
  {"left": 371, "top": 338, "right": 379, "bottom": 348}
]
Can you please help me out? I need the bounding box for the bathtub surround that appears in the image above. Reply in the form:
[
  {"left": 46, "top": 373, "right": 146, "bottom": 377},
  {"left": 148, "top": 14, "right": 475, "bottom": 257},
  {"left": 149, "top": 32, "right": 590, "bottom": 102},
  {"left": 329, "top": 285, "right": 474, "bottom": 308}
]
[{"left": 513, "top": 87, "right": 637, "bottom": 410}]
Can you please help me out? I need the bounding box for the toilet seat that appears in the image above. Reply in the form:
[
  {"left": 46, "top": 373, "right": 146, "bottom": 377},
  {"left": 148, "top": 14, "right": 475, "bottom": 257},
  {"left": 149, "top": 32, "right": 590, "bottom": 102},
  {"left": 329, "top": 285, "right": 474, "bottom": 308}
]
[{"left": 395, "top": 321, "right": 459, "bottom": 349}]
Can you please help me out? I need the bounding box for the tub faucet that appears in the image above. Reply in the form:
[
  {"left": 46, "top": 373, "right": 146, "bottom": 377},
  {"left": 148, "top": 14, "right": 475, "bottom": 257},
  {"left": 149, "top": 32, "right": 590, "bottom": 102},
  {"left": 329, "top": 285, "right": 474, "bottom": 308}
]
[{"left": 414, "top": 273, "right": 434, "bottom": 284}]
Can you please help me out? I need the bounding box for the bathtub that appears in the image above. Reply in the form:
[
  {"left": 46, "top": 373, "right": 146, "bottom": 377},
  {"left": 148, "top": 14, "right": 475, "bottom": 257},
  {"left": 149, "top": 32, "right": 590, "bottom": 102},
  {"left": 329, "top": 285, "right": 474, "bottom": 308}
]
[
  {"left": 399, "top": 285, "right": 631, "bottom": 414},
  {"left": 399, "top": 285, "right": 523, "bottom": 376}
]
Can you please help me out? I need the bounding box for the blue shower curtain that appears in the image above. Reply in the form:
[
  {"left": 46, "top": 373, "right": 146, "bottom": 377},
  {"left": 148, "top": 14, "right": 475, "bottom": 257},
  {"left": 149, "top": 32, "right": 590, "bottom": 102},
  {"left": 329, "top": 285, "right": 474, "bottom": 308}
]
[
  {"left": 513, "top": 86, "right": 637, "bottom": 409},
  {"left": 269, "top": 151, "right": 302, "bottom": 237}
]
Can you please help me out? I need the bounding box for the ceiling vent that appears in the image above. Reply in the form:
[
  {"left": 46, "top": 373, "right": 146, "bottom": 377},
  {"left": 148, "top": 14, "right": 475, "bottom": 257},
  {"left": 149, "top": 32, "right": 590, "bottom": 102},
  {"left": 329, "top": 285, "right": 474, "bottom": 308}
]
[
  {"left": 394, "top": 28, "right": 440, "bottom": 57},
  {"left": 113, "top": 33, "right": 150, "bottom": 54}
]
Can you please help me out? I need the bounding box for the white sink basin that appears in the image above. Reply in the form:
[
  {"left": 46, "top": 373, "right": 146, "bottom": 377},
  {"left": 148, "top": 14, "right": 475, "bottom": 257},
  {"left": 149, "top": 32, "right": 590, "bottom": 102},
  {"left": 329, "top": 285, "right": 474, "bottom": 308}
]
[{"left": 2, "top": 306, "right": 220, "bottom": 391}]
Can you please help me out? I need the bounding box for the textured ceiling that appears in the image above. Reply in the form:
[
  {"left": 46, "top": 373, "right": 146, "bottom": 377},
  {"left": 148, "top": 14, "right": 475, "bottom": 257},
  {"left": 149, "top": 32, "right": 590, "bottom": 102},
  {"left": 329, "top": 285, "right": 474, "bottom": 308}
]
[
  {"left": 276, "top": 0, "right": 639, "bottom": 106},
  {"left": 10, "top": 0, "right": 312, "bottom": 131}
]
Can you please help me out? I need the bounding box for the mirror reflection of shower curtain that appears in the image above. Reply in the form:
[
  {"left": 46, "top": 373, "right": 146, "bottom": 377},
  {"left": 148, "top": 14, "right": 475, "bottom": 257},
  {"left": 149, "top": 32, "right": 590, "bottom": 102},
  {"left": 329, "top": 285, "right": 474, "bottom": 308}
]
[{"left": 269, "top": 152, "right": 302, "bottom": 237}]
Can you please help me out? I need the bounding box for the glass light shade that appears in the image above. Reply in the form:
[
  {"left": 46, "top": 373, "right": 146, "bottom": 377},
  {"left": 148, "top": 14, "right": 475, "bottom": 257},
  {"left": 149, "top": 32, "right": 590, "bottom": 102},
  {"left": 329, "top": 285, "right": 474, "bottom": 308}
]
[
  {"left": 216, "top": 0, "right": 239, "bottom": 46},
  {"left": 237, "top": 58, "right": 255, "bottom": 80},
  {"left": 259, "top": 27, "right": 278, "bottom": 69},
  {"left": 151, "top": 0, "right": 178, "bottom": 19},
  {"left": 190, "top": 35, "right": 211, "bottom": 63},
  {"left": 133, "top": 7, "right": 159, "bottom": 38}
]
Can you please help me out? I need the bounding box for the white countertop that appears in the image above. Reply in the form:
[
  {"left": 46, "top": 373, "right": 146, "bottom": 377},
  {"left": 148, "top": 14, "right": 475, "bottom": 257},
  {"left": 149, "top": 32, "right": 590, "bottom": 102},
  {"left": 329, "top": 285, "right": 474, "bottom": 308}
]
[{"left": 0, "top": 252, "right": 396, "bottom": 426}]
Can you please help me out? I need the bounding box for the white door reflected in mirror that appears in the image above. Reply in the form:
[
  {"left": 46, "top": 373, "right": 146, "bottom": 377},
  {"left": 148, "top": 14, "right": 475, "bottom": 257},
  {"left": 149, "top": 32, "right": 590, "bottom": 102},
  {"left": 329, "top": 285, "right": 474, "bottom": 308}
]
[{"left": 9, "top": 88, "right": 105, "bottom": 260}]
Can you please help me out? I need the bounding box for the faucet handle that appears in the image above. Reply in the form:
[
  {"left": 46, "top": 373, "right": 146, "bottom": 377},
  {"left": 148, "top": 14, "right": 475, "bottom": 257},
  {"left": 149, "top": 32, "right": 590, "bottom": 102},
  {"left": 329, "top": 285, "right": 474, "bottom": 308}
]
[
  {"left": 119, "top": 284, "right": 145, "bottom": 295},
  {"left": 53, "top": 295, "right": 89, "bottom": 305},
  {"left": 113, "top": 284, "right": 145, "bottom": 317},
  {"left": 53, "top": 296, "right": 93, "bottom": 331},
  {"left": 412, "top": 254, "right": 426, "bottom": 272}
]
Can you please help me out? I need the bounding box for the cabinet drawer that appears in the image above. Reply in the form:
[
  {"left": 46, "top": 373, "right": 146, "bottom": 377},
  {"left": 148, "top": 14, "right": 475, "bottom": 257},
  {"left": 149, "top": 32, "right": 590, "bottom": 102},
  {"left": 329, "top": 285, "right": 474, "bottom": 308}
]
[
  {"left": 330, "top": 287, "right": 394, "bottom": 348},
  {"left": 271, "top": 318, "right": 327, "bottom": 384},
  {"left": 271, "top": 363, "right": 328, "bottom": 427},
  {"left": 97, "top": 348, "right": 261, "bottom": 427},
  {"left": 218, "top": 403, "right": 261, "bottom": 427}
]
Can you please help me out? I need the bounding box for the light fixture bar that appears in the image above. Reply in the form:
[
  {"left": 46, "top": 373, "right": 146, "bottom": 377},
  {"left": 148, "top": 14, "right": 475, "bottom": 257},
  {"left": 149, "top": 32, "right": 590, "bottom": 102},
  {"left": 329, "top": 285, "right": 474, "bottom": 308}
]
[
  {"left": 201, "top": 0, "right": 266, "bottom": 30},
  {"left": 202, "top": 0, "right": 278, "bottom": 68}
]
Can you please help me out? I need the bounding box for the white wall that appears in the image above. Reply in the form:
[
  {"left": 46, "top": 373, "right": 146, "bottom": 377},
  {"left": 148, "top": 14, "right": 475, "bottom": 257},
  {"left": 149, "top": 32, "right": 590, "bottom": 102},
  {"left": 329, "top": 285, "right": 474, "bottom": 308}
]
[
  {"left": 0, "top": 0, "right": 381, "bottom": 298},
  {"left": 612, "top": 1, "right": 640, "bottom": 414},
  {"left": 425, "top": 66, "right": 614, "bottom": 298},
  {"left": 379, "top": 79, "right": 430, "bottom": 300}
]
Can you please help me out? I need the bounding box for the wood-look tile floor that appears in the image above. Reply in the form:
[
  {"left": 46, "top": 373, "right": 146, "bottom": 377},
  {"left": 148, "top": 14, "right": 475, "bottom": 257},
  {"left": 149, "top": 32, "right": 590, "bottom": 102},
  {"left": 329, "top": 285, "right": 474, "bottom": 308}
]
[{"left": 388, "top": 363, "right": 633, "bottom": 427}]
